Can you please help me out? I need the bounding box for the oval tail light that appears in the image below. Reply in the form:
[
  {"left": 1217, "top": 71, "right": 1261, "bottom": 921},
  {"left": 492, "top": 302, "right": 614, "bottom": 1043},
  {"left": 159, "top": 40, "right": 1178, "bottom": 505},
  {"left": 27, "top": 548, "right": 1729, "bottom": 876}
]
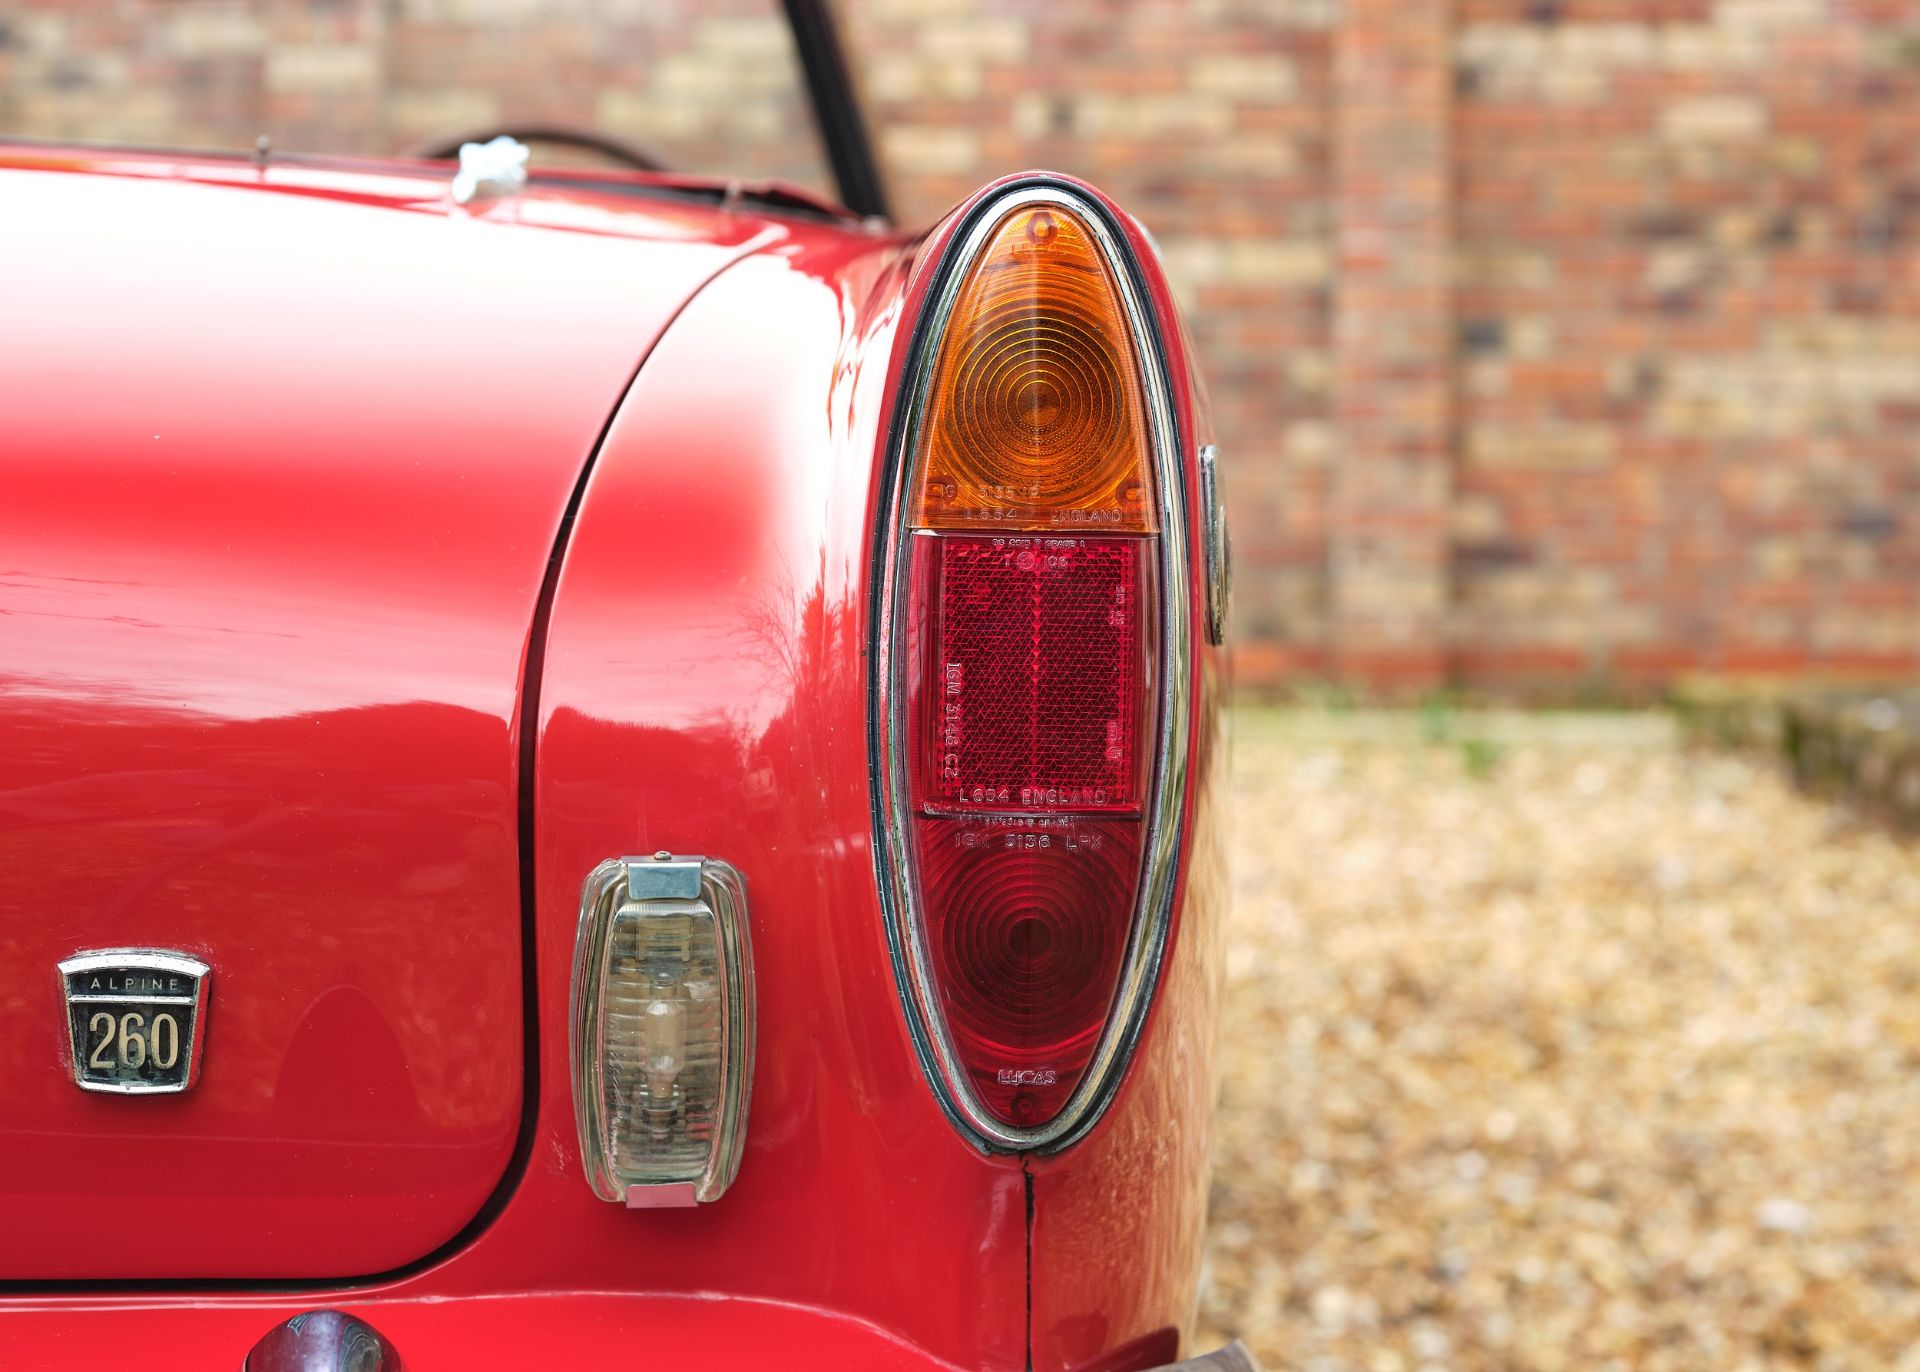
[{"left": 873, "top": 184, "right": 1191, "bottom": 1151}]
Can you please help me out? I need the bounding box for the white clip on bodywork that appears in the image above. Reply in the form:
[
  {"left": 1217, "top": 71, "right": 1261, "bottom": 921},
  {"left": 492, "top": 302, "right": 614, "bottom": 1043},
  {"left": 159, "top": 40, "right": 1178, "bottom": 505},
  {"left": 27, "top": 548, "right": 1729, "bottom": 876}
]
[{"left": 451, "top": 136, "right": 530, "bottom": 207}]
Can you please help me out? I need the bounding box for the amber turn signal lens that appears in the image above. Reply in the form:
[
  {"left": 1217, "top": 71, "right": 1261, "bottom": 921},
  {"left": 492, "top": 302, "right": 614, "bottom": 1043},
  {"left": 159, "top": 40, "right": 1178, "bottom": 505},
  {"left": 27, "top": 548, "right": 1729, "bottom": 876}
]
[{"left": 912, "top": 206, "right": 1156, "bottom": 533}]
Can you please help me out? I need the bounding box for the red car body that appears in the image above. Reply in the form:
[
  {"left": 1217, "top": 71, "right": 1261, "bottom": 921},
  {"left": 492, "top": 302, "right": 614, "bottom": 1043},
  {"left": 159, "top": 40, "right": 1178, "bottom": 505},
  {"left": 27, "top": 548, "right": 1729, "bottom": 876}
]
[{"left": 0, "top": 137, "right": 1228, "bottom": 1370}]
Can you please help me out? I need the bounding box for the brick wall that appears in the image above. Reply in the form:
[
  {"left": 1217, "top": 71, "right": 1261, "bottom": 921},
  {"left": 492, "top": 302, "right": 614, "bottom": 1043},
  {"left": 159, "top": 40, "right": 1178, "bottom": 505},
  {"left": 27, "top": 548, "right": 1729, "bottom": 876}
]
[
  {"left": 848, "top": 0, "right": 1340, "bottom": 684},
  {"left": 1453, "top": 0, "right": 1920, "bottom": 689},
  {"left": 4, "top": 0, "right": 1916, "bottom": 692}
]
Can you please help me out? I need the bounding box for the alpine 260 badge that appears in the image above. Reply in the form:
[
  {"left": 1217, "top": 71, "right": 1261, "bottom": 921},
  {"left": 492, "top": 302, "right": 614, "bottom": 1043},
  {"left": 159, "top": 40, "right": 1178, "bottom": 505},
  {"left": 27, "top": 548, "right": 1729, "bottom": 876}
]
[{"left": 58, "top": 949, "right": 210, "bottom": 1094}]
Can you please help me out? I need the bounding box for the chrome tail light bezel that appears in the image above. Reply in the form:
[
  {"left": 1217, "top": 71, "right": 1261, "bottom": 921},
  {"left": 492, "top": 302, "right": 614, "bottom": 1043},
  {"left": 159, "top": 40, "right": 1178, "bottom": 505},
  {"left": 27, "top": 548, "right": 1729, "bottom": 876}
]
[{"left": 869, "top": 180, "right": 1194, "bottom": 1155}]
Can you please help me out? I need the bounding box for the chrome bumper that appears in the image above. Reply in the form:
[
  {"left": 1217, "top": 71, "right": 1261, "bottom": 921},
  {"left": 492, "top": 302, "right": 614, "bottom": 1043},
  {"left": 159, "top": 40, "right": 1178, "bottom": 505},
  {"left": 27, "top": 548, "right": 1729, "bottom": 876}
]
[{"left": 1148, "top": 1341, "right": 1264, "bottom": 1371}]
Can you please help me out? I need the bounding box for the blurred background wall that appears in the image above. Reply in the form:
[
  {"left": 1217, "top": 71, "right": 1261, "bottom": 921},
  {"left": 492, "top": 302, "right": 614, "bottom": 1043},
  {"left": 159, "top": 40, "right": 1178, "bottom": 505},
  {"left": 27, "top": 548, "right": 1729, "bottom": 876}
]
[{"left": 5, "top": 0, "right": 1917, "bottom": 695}]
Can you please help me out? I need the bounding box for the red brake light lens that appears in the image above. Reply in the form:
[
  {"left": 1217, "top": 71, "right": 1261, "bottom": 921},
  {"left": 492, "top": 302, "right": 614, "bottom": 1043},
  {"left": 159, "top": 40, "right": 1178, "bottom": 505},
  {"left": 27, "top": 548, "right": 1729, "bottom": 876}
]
[{"left": 915, "top": 817, "right": 1142, "bottom": 1126}]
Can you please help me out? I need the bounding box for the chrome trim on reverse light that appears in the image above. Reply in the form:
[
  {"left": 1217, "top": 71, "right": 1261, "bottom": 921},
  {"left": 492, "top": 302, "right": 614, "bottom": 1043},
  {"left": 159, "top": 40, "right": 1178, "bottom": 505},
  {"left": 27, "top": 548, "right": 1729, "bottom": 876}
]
[
  {"left": 570, "top": 855, "right": 755, "bottom": 1205},
  {"left": 872, "top": 182, "right": 1192, "bottom": 1154}
]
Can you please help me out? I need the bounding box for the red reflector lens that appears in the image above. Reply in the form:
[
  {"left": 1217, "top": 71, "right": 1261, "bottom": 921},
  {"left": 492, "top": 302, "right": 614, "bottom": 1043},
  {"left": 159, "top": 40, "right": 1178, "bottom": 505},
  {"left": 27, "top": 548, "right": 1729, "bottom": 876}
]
[
  {"left": 915, "top": 816, "right": 1143, "bottom": 1127},
  {"left": 910, "top": 533, "right": 1153, "bottom": 816}
]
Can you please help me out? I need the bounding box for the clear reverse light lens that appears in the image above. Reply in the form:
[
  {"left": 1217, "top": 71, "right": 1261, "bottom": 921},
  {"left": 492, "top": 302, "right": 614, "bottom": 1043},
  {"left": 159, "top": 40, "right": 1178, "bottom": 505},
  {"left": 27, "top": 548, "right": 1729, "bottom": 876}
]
[{"left": 571, "top": 854, "right": 754, "bottom": 1206}]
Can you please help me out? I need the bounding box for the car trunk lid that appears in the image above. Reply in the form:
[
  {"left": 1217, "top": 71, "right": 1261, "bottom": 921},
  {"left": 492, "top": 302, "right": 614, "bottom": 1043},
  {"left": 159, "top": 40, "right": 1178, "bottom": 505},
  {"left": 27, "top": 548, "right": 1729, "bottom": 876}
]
[{"left": 0, "top": 152, "right": 770, "bottom": 1279}]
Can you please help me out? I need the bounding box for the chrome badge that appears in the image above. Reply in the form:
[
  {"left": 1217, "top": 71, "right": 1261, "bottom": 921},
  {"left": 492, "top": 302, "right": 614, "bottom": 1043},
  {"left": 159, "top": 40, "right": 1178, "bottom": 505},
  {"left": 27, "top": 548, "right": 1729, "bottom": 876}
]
[{"left": 58, "top": 949, "right": 210, "bottom": 1094}]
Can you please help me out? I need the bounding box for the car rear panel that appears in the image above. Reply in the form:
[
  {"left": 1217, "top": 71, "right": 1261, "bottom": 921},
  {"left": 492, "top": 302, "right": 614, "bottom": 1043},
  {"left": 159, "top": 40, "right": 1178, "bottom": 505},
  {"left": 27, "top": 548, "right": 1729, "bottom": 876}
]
[
  {"left": 513, "top": 234, "right": 1029, "bottom": 1368},
  {"left": 0, "top": 154, "right": 763, "bottom": 1278},
  {"left": 0, "top": 1294, "right": 964, "bottom": 1372},
  {"left": 0, "top": 151, "right": 1219, "bottom": 1372}
]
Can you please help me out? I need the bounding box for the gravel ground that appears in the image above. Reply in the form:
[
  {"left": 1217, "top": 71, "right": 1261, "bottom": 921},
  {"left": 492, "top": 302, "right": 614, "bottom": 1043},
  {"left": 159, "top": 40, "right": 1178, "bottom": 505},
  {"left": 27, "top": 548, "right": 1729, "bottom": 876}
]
[{"left": 1195, "top": 710, "right": 1920, "bottom": 1371}]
